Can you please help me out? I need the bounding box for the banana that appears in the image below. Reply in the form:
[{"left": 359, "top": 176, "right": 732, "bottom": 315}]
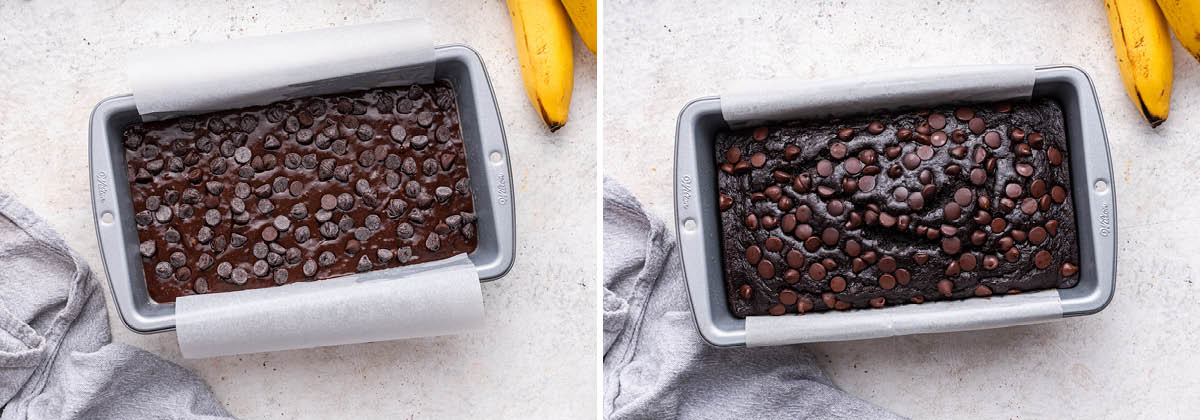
[
  {"left": 1105, "top": 0, "right": 1174, "bottom": 127},
  {"left": 506, "top": 0, "right": 575, "bottom": 131},
  {"left": 559, "top": 0, "right": 597, "bottom": 54},
  {"left": 1156, "top": 0, "right": 1200, "bottom": 62}
]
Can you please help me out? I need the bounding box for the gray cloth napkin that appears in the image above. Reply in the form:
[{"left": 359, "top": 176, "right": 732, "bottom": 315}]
[
  {"left": 0, "top": 192, "right": 233, "bottom": 419},
  {"left": 603, "top": 178, "right": 901, "bottom": 420}
]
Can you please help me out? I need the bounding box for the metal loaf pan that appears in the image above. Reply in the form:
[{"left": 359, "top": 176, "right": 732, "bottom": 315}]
[
  {"left": 674, "top": 65, "right": 1117, "bottom": 347},
  {"left": 90, "top": 44, "right": 516, "bottom": 334}
]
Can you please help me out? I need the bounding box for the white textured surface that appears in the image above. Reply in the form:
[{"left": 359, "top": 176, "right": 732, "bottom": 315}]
[
  {"left": 605, "top": 0, "right": 1200, "bottom": 418},
  {"left": 0, "top": 1, "right": 596, "bottom": 418}
]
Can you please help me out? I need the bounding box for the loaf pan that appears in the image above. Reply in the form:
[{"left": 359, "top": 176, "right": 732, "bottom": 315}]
[
  {"left": 674, "top": 65, "right": 1116, "bottom": 347},
  {"left": 90, "top": 44, "right": 516, "bottom": 334}
]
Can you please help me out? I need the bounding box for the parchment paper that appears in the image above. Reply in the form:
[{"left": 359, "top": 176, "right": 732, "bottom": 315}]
[
  {"left": 128, "top": 19, "right": 435, "bottom": 120},
  {"left": 745, "top": 290, "right": 1062, "bottom": 346},
  {"left": 723, "top": 65, "right": 1063, "bottom": 346},
  {"left": 175, "top": 254, "right": 484, "bottom": 359},
  {"left": 721, "top": 65, "right": 1036, "bottom": 127}
]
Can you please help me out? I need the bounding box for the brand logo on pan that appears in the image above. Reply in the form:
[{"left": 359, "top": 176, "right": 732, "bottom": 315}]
[
  {"left": 1098, "top": 203, "right": 1111, "bottom": 237},
  {"left": 496, "top": 174, "right": 509, "bottom": 206},
  {"left": 679, "top": 175, "right": 693, "bottom": 210},
  {"left": 95, "top": 171, "right": 109, "bottom": 203}
]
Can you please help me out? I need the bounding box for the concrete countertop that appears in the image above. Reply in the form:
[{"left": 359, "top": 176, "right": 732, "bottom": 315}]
[
  {"left": 0, "top": 1, "right": 596, "bottom": 418},
  {"left": 604, "top": 0, "right": 1199, "bottom": 418}
]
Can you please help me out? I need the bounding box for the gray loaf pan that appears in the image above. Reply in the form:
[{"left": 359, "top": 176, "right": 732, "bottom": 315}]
[
  {"left": 674, "top": 65, "right": 1117, "bottom": 347},
  {"left": 90, "top": 44, "right": 516, "bottom": 334}
]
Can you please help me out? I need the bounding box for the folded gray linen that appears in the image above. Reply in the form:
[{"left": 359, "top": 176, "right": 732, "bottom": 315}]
[
  {"left": 0, "top": 192, "right": 233, "bottom": 420},
  {"left": 603, "top": 178, "right": 902, "bottom": 420}
]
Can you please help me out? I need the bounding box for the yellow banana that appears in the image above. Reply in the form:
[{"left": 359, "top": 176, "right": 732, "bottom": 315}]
[
  {"left": 559, "top": 0, "right": 597, "bottom": 54},
  {"left": 1156, "top": 0, "right": 1200, "bottom": 62},
  {"left": 506, "top": 0, "right": 574, "bottom": 131},
  {"left": 1105, "top": 0, "right": 1174, "bottom": 127}
]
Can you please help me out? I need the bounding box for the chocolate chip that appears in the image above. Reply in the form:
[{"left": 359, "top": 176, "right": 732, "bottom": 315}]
[
  {"left": 224, "top": 267, "right": 246, "bottom": 285},
  {"left": 967, "top": 117, "right": 985, "bottom": 134},
  {"left": 1005, "top": 183, "right": 1023, "bottom": 199},
  {"left": 139, "top": 240, "right": 156, "bottom": 257},
  {"left": 195, "top": 208, "right": 218, "bottom": 227},
  {"left": 352, "top": 227, "right": 371, "bottom": 242},
  {"left": 250, "top": 260, "right": 268, "bottom": 277},
  {"left": 942, "top": 237, "right": 961, "bottom": 254},
  {"left": 320, "top": 221, "right": 339, "bottom": 239},
  {"left": 355, "top": 124, "right": 375, "bottom": 142},
  {"left": 970, "top": 230, "right": 986, "bottom": 245},
  {"left": 244, "top": 242, "right": 266, "bottom": 261},
  {"left": 944, "top": 163, "right": 962, "bottom": 176},
  {"left": 409, "top": 210, "right": 426, "bottom": 225},
  {"left": 424, "top": 233, "right": 440, "bottom": 251},
  {"left": 410, "top": 135, "right": 430, "bottom": 150},
  {"left": 952, "top": 107, "right": 973, "bottom": 121},
  {"left": 133, "top": 168, "right": 152, "bottom": 182},
  {"left": 973, "top": 285, "right": 992, "bottom": 296},
  {"left": 1021, "top": 198, "right": 1038, "bottom": 215},
  {"left": 818, "top": 227, "right": 838, "bottom": 246},
  {"left": 978, "top": 130, "right": 1000, "bottom": 148},
  {"left": 907, "top": 193, "right": 924, "bottom": 210},
  {"left": 915, "top": 145, "right": 934, "bottom": 161},
  {"left": 808, "top": 263, "right": 826, "bottom": 281},
  {"left": 303, "top": 260, "right": 318, "bottom": 277},
  {"left": 210, "top": 234, "right": 228, "bottom": 253},
  {"left": 784, "top": 145, "right": 801, "bottom": 161},
  {"left": 760, "top": 215, "right": 778, "bottom": 230},
  {"left": 878, "top": 274, "right": 896, "bottom": 290},
  {"left": 337, "top": 193, "right": 355, "bottom": 211},
  {"left": 928, "top": 113, "right": 946, "bottom": 129},
  {"left": 325, "top": 139, "right": 347, "bottom": 156},
  {"left": 757, "top": 260, "right": 775, "bottom": 278},
  {"left": 267, "top": 269, "right": 286, "bottom": 285},
  {"left": 969, "top": 168, "right": 986, "bottom": 185},
  {"left": 1061, "top": 263, "right": 1079, "bottom": 277},
  {"left": 1048, "top": 147, "right": 1063, "bottom": 165},
  {"left": 1042, "top": 220, "right": 1059, "bottom": 238},
  {"left": 318, "top": 251, "right": 336, "bottom": 267},
  {"left": 926, "top": 129, "right": 947, "bottom": 146},
  {"left": 827, "top": 127, "right": 850, "bottom": 142},
  {"left": 829, "top": 143, "right": 847, "bottom": 159},
  {"left": 1026, "top": 132, "right": 1045, "bottom": 149},
  {"left": 989, "top": 217, "right": 1008, "bottom": 233},
  {"left": 777, "top": 289, "right": 799, "bottom": 306},
  {"left": 154, "top": 261, "right": 173, "bottom": 280},
  {"left": 267, "top": 215, "right": 290, "bottom": 232},
  {"left": 867, "top": 121, "right": 885, "bottom": 135},
  {"left": 1051, "top": 185, "right": 1067, "bottom": 203},
  {"left": 267, "top": 177, "right": 287, "bottom": 194},
  {"left": 257, "top": 198, "right": 275, "bottom": 214},
  {"left": 165, "top": 251, "right": 186, "bottom": 269},
  {"left": 879, "top": 212, "right": 897, "bottom": 228},
  {"left": 336, "top": 215, "right": 355, "bottom": 234},
  {"left": 1031, "top": 249, "right": 1053, "bottom": 269}
]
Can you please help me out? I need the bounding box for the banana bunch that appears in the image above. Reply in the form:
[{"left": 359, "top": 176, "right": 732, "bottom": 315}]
[
  {"left": 505, "top": 0, "right": 596, "bottom": 131},
  {"left": 1104, "top": 0, "right": 1200, "bottom": 127}
]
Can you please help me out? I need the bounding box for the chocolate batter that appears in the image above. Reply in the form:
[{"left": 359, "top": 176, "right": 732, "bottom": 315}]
[{"left": 123, "top": 82, "right": 477, "bottom": 303}]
